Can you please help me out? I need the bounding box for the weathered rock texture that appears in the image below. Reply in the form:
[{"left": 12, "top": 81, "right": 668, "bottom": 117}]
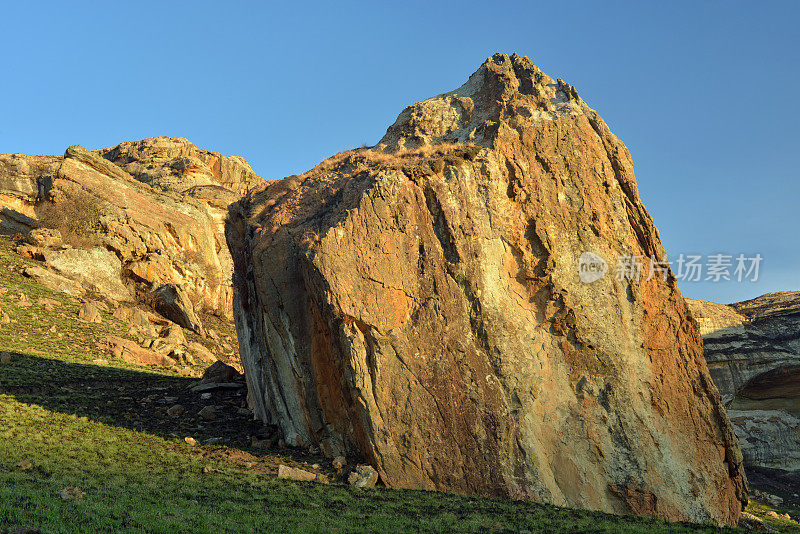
[
  {"left": 0, "top": 137, "right": 261, "bottom": 320},
  {"left": 228, "top": 53, "right": 746, "bottom": 524},
  {"left": 0, "top": 154, "right": 60, "bottom": 232},
  {"left": 687, "top": 292, "right": 800, "bottom": 471},
  {"left": 98, "top": 136, "right": 262, "bottom": 195}
]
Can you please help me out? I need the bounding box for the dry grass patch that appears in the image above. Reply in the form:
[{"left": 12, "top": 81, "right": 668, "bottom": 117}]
[{"left": 36, "top": 189, "right": 104, "bottom": 248}]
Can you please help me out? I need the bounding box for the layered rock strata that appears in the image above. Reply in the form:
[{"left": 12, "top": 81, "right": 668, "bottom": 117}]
[{"left": 688, "top": 292, "right": 800, "bottom": 471}]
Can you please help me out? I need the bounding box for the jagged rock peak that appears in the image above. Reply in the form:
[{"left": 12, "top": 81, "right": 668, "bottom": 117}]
[{"left": 378, "top": 52, "right": 585, "bottom": 152}]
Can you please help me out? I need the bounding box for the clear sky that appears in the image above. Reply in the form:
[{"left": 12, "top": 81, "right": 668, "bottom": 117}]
[{"left": 2, "top": 1, "right": 797, "bottom": 303}]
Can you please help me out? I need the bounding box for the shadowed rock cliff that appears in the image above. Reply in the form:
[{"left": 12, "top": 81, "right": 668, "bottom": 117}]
[
  {"left": 688, "top": 292, "right": 800, "bottom": 472},
  {"left": 228, "top": 53, "right": 746, "bottom": 525}
]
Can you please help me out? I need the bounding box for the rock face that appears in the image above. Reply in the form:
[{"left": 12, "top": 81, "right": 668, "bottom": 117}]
[
  {"left": 98, "top": 136, "right": 262, "bottom": 195},
  {"left": 228, "top": 53, "right": 746, "bottom": 524},
  {"left": 0, "top": 137, "right": 261, "bottom": 320},
  {"left": 0, "top": 153, "right": 60, "bottom": 232},
  {"left": 44, "top": 247, "right": 131, "bottom": 302},
  {"left": 687, "top": 293, "right": 800, "bottom": 471},
  {"left": 728, "top": 410, "right": 800, "bottom": 471},
  {"left": 688, "top": 292, "right": 800, "bottom": 402}
]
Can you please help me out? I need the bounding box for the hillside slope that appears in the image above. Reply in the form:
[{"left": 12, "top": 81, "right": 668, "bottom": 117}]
[{"left": 3, "top": 173, "right": 796, "bottom": 534}]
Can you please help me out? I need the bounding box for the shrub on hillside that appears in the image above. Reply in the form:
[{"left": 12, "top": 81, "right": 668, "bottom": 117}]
[{"left": 37, "top": 190, "right": 103, "bottom": 247}]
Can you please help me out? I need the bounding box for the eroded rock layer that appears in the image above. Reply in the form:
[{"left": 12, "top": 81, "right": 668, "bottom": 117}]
[
  {"left": 687, "top": 292, "right": 800, "bottom": 471},
  {"left": 228, "top": 53, "right": 746, "bottom": 524}
]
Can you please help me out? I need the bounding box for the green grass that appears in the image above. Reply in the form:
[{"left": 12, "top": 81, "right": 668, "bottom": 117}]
[
  {"left": 0, "top": 234, "right": 793, "bottom": 533},
  {"left": 746, "top": 499, "right": 800, "bottom": 532},
  {"left": 0, "top": 392, "right": 739, "bottom": 534}
]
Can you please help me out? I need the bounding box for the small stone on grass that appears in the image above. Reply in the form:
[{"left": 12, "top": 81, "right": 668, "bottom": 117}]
[
  {"left": 16, "top": 460, "right": 33, "bottom": 470},
  {"left": 59, "top": 486, "right": 85, "bottom": 502},
  {"left": 277, "top": 464, "right": 317, "bottom": 482},
  {"left": 348, "top": 465, "right": 379, "bottom": 488}
]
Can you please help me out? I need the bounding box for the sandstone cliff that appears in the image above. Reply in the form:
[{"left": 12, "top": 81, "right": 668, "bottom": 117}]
[
  {"left": 0, "top": 137, "right": 261, "bottom": 323},
  {"left": 687, "top": 293, "right": 800, "bottom": 471},
  {"left": 228, "top": 53, "right": 746, "bottom": 524}
]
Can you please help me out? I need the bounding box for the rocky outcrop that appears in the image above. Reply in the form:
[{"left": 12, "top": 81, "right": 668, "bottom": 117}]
[
  {"left": 0, "top": 137, "right": 262, "bottom": 321},
  {"left": 44, "top": 247, "right": 131, "bottom": 302},
  {"left": 98, "top": 136, "right": 262, "bottom": 195},
  {"left": 687, "top": 293, "right": 800, "bottom": 403},
  {"left": 0, "top": 154, "right": 60, "bottom": 233},
  {"left": 687, "top": 293, "right": 800, "bottom": 471},
  {"left": 22, "top": 266, "right": 85, "bottom": 297},
  {"left": 228, "top": 53, "right": 746, "bottom": 525},
  {"left": 150, "top": 284, "right": 203, "bottom": 334},
  {"left": 728, "top": 410, "right": 800, "bottom": 471},
  {"left": 106, "top": 335, "right": 176, "bottom": 367}
]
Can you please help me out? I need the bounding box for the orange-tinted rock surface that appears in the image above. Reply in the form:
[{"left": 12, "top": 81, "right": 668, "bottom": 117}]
[{"left": 228, "top": 54, "right": 746, "bottom": 524}]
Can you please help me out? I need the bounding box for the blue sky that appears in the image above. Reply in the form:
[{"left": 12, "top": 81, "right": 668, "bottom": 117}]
[{"left": 2, "top": 1, "right": 797, "bottom": 303}]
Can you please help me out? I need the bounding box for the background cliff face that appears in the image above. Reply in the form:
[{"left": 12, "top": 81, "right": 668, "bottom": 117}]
[
  {"left": 0, "top": 137, "right": 262, "bottom": 324},
  {"left": 227, "top": 54, "right": 746, "bottom": 525},
  {"left": 688, "top": 293, "right": 800, "bottom": 472}
]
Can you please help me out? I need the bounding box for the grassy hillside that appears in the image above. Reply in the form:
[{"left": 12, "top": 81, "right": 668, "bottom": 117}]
[{"left": 0, "top": 234, "right": 796, "bottom": 533}]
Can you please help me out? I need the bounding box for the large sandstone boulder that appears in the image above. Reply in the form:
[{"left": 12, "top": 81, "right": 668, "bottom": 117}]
[
  {"left": 0, "top": 137, "right": 261, "bottom": 319},
  {"left": 228, "top": 54, "right": 746, "bottom": 524},
  {"left": 44, "top": 247, "right": 131, "bottom": 302},
  {"left": 687, "top": 293, "right": 800, "bottom": 472}
]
